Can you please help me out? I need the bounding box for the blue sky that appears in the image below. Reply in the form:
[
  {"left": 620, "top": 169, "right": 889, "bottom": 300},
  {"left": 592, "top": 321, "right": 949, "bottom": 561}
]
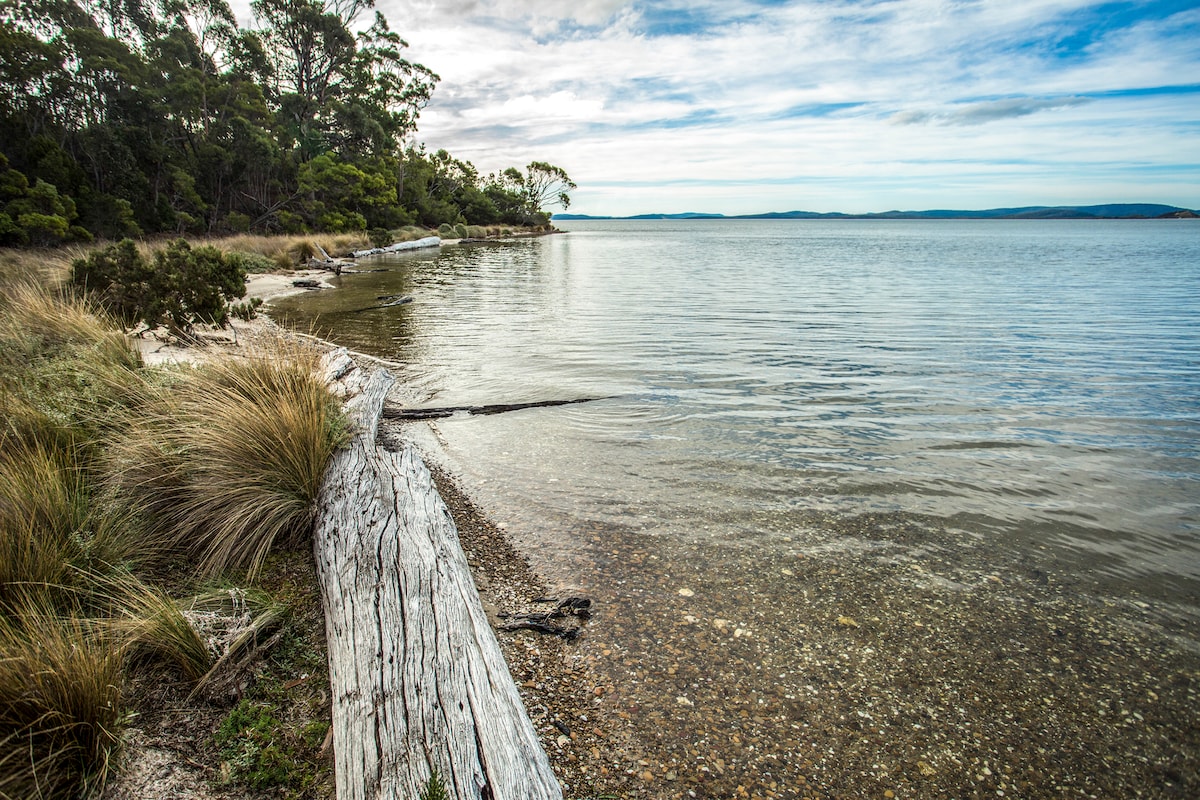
[{"left": 255, "top": 1, "right": 1200, "bottom": 215}]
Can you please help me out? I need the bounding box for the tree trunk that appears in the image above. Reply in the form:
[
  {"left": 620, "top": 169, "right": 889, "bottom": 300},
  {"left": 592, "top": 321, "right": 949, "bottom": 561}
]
[{"left": 313, "top": 368, "right": 561, "bottom": 800}]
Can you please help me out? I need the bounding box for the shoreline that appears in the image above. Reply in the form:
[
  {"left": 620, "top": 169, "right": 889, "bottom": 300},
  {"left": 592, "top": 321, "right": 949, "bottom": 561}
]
[
  {"left": 113, "top": 271, "right": 643, "bottom": 798},
  {"left": 118, "top": 265, "right": 1200, "bottom": 799}
]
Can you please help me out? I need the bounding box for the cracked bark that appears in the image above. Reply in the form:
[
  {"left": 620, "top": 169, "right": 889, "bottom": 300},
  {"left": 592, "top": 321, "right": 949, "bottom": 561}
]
[{"left": 313, "top": 369, "right": 561, "bottom": 800}]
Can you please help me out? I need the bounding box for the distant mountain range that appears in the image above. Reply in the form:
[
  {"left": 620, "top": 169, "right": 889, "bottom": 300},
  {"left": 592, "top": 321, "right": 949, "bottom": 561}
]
[{"left": 555, "top": 204, "right": 1199, "bottom": 221}]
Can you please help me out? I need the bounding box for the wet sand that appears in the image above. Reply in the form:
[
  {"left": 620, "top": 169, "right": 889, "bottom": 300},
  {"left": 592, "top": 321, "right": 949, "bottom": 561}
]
[{"left": 408, "top": 424, "right": 1200, "bottom": 799}]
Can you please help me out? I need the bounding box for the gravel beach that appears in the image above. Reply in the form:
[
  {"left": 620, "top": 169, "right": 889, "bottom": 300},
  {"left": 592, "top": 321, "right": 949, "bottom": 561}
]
[{"left": 411, "top": 434, "right": 1200, "bottom": 800}]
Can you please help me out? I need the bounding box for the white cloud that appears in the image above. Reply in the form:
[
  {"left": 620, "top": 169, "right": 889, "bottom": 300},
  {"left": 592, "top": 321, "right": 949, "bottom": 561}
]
[{"left": 231, "top": 0, "right": 1200, "bottom": 213}]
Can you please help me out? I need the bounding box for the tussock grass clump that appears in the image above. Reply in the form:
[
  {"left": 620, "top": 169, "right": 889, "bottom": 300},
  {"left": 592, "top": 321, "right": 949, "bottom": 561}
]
[
  {"left": 105, "top": 580, "right": 283, "bottom": 691},
  {"left": 0, "top": 609, "right": 124, "bottom": 800},
  {"left": 109, "top": 337, "right": 349, "bottom": 579},
  {"left": 0, "top": 438, "right": 132, "bottom": 614},
  {"left": 0, "top": 281, "right": 144, "bottom": 450}
]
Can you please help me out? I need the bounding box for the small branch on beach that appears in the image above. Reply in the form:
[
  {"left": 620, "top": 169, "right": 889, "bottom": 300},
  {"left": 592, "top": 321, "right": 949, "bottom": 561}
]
[
  {"left": 383, "top": 396, "right": 610, "bottom": 420},
  {"left": 498, "top": 597, "right": 592, "bottom": 640}
]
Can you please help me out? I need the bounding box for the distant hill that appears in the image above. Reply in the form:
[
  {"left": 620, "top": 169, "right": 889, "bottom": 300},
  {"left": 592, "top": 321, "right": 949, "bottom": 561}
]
[{"left": 555, "top": 204, "right": 1197, "bottom": 221}]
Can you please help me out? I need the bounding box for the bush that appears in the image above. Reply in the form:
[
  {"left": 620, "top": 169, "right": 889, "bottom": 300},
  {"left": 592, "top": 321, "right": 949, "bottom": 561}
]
[
  {"left": 71, "top": 239, "right": 248, "bottom": 333},
  {"left": 227, "top": 251, "right": 276, "bottom": 274},
  {"left": 368, "top": 227, "right": 393, "bottom": 248},
  {"left": 214, "top": 700, "right": 298, "bottom": 789},
  {"left": 225, "top": 211, "right": 252, "bottom": 232}
]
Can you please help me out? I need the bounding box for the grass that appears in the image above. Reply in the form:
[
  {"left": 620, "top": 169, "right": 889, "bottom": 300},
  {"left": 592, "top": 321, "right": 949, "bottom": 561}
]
[
  {"left": 0, "top": 606, "right": 124, "bottom": 800},
  {"left": 106, "top": 335, "right": 349, "bottom": 579},
  {"left": 200, "top": 232, "right": 372, "bottom": 270},
  {"left": 0, "top": 261, "right": 349, "bottom": 796}
]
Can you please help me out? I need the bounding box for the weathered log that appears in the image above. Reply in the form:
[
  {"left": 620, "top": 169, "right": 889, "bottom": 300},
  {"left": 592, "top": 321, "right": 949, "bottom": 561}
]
[
  {"left": 382, "top": 396, "right": 609, "bottom": 421},
  {"left": 313, "top": 369, "right": 562, "bottom": 800}
]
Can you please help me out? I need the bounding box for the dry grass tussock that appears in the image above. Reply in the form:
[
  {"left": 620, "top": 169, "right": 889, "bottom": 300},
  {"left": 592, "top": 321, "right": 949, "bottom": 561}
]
[
  {"left": 0, "top": 277, "right": 348, "bottom": 796},
  {"left": 106, "top": 333, "right": 349, "bottom": 580},
  {"left": 0, "top": 604, "right": 124, "bottom": 800}
]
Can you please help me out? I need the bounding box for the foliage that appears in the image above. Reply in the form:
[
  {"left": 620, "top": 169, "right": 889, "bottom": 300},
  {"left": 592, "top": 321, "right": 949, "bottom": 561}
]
[
  {"left": 0, "top": 155, "right": 90, "bottom": 246},
  {"left": 0, "top": 279, "right": 344, "bottom": 798},
  {"left": 71, "top": 238, "right": 248, "bottom": 332},
  {"left": 369, "top": 226, "right": 393, "bottom": 247},
  {"left": 0, "top": 0, "right": 575, "bottom": 240},
  {"left": 419, "top": 767, "right": 451, "bottom": 800},
  {"left": 214, "top": 699, "right": 297, "bottom": 789}
]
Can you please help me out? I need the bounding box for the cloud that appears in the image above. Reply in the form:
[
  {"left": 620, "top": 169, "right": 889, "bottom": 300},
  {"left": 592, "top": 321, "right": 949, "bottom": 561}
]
[
  {"left": 892, "top": 96, "right": 1093, "bottom": 126},
  {"left": 220, "top": 0, "right": 1200, "bottom": 213}
]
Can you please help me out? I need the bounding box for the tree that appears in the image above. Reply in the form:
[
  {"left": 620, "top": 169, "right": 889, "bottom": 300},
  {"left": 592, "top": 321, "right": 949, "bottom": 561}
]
[
  {"left": 522, "top": 161, "right": 576, "bottom": 213},
  {"left": 251, "top": 0, "right": 435, "bottom": 160},
  {"left": 484, "top": 161, "right": 575, "bottom": 226}
]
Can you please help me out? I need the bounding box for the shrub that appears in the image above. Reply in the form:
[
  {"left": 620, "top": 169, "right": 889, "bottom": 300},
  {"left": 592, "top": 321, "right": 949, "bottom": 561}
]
[
  {"left": 227, "top": 251, "right": 276, "bottom": 275},
  {"left": 453, "top": 223, "right": 468, "bottom": 240},
  {"left": 214, "top": 700, "right": 296, "bottom": 789},
  {"left": 225, "top": 211, "right": 252, "bottom": 232},
  {"left": 70, "top": 239, "right": 248, "bottom": 333},
  {"left": 369, "top": 227, "right": 393, "bottom": 248}
]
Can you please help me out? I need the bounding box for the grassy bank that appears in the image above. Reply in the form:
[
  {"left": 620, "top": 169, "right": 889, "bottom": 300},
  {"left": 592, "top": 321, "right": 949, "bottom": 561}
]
[{"left": 0, "top": 256, "right": 348, "bottom": 798}]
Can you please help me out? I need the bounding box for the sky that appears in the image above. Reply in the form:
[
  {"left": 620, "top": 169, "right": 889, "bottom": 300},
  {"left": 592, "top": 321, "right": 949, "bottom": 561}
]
[{"left": 238, "top": 1, "right": 1200, "bottom": 216}]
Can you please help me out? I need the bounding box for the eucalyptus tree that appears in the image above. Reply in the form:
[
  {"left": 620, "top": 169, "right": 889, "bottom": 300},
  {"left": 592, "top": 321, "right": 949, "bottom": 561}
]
[
  {"left": 250, "top": 0, "right": 435, "bottom": 160},
  {"left": 485, "top": 161, "right": 576, "bottom": 225}
]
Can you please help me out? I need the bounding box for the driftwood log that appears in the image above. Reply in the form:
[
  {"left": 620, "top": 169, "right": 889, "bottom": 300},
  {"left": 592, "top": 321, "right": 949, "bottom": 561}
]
[
  {"left": 313, "top": 367, "right": 562, "bottom": 800},
  {"left": 382, "top": 396, "right": 608, "bottom": 421}
]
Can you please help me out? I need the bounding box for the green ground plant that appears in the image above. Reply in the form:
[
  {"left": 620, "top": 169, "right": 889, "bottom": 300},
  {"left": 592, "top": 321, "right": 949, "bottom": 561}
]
[{"left": 70, "top": 239, "right": 249, "bottom": 334}]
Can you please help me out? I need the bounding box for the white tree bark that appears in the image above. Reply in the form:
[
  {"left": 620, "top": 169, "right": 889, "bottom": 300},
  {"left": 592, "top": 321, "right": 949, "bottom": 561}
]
[{"left": 313, "top": 368, "right": 562, "bottom": 800}]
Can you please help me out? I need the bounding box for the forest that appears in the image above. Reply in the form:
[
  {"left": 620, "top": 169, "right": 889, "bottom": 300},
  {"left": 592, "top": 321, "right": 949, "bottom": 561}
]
[{"left": 0, "top": 0, "right": 575, "bottom": 246}]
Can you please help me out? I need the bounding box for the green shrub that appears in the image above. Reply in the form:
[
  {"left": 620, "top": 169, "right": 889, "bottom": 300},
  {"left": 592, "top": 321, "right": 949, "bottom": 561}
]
[
  {"left": 225, "top": 211, "right": 252, "bottom": 232},
  {"left": 70, "top": 239, "right": 248, "bottom": 333},
  {"left": 369, "top": 226, "right": 393, "bottom": 248},
  {"left": 228, "top": 251, "right": 276, "bottom": 274},
  {"left": 214, "top": 700, "right": 295, "bottom": 789},
  {"left": 452, "top": 223, "right": 468, "bottom": 240}
]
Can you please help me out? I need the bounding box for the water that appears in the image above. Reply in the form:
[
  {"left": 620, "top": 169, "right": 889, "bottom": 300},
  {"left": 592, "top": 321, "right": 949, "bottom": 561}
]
[
  {"left": 277, "top": 219, "right": 1200, "bottom": 604},
  {"left": 275, "top": 219, "right": 1200, "bottom": 795}
]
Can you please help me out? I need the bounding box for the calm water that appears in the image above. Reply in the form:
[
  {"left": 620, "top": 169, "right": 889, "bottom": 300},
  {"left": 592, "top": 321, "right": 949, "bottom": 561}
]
[
  {"left": 276, "top": 219, "right": 1200, "bottom": 795},
  {"left": 277, "top": 219, "right": 1200, "bottom": 607}
]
